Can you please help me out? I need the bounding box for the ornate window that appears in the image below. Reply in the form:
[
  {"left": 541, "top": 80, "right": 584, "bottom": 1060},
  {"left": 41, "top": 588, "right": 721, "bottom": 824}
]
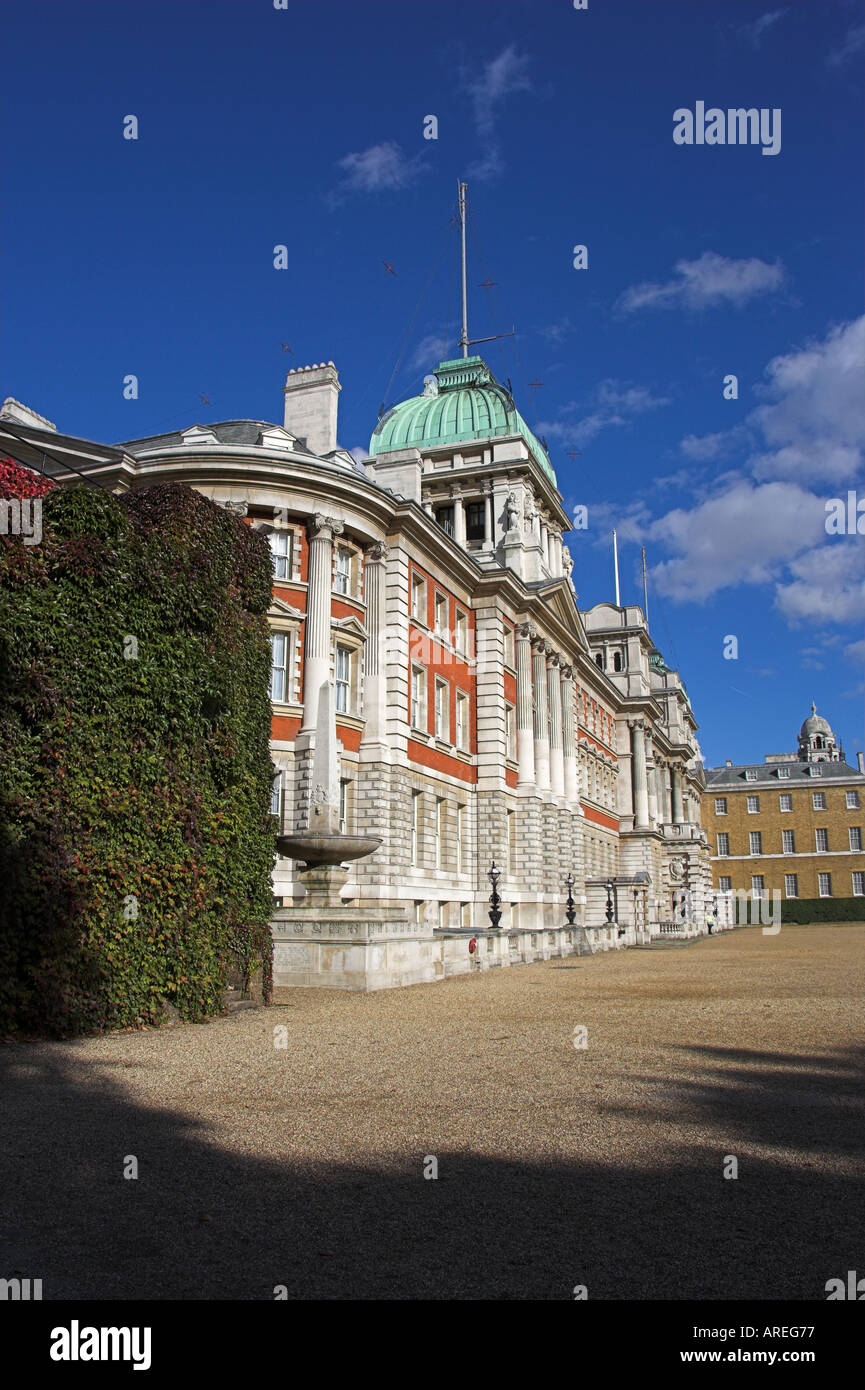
[
  {"left": 411, "top": 573, "right": 426, "bottom": 624},
  {"left": 411, "top": 666, "right": 427, "bottom": 731},
  {"left": 270, "top": 632, "right": 289, "bottom": 703},
  {"left": 434, "top": 678, "right": 449, "bottom": 741},
  {"left": 269, "top": 530, "right": 292, "bottom": 580},
  {"left": 456, "top": 691, "right": 470, "bottom": 752},
  {"left": 335, "top": 645, "right": 352, "bottom": 713}
]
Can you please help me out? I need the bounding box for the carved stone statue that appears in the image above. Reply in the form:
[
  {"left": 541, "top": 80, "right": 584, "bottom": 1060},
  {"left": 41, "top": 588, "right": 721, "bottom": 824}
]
[{"left": 506, "top": 493, "right": 520, "bottom": 532}]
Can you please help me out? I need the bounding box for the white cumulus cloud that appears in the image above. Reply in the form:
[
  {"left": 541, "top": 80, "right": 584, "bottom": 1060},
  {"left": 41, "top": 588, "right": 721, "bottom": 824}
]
[
  {"left": 748, "top": 317, "right": 865, "bottom": 485},
  {"left": 774, "top": 541, "right": 865, "bottom": 625},
  {"left": 618, "top": 252, "right": 785, "bottom": 314},
  {"left": 646, "top": 480, "right": 826, "bottom": 602},
  {"left": 333, "top": 142, "right": 425, "bottom": 197}
]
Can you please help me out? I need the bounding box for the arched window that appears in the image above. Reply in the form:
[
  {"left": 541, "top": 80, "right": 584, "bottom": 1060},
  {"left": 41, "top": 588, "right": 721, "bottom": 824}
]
[
  {"left": 595, "top": 653, "right": 604, "bottom": 669},
  {"left": 613, "top": 652, "right": 623, "bottom": 672}
]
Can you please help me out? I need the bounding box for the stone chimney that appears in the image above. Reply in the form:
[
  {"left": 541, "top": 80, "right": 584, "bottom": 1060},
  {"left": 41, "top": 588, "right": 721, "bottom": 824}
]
[
  {"left": 283, "top": 363, "right": 340, "bottom": 456},
  {"left": 0, "top": 397, "right": 57, "bottom": 431},
  {"left": 857, "top": 751, "right": 864, "bottom": 775}
]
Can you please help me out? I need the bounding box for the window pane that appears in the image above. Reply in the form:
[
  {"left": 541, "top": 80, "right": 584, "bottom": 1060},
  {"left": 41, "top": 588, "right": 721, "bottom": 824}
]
[{"left": 270, "top": 633, "right": 287, "bottom": 702}]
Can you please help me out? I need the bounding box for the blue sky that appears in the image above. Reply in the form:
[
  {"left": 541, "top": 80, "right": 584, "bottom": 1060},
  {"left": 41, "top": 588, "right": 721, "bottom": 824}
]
[{"left": 2, "top": 0, "right": 863, "bottom": 766}]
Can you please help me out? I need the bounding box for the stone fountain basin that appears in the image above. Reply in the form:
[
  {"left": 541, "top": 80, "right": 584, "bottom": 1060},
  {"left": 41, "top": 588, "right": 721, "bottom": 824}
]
[{"left": 276, "top": 833, "right": 382, "bottom": 866}]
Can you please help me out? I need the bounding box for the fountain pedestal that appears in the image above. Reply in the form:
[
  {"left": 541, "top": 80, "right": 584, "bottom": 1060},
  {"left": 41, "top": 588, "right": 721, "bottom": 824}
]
[{"left": 270, "top": 830, "right": 437, "bottom": 992}]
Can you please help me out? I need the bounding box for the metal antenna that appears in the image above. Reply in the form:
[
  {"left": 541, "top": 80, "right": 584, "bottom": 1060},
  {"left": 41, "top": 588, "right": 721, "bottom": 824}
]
[
  {"left": 613, "top": 529, "right": 621, "bottom": 607},
  {"left": 458, "top": 181, "right": 469, "bottom": 358},
  {"left": 457, "top": 180, "right": 515, "bottom": 357},
  {"left": 641, "top": 546, "right": 649, "bottom": 626}
]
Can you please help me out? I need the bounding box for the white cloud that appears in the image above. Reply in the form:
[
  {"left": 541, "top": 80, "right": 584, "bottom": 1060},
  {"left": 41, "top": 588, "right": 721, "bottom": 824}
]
[
  {"left": 618, "top": 252, "right": 785, "bottom": 314},
  {"left": 680, "top": 432, "right": 730, "bottom": 461},
  {"left": 409, "top": 333, "right": 449, "bottom": 371},
  {"left": 348, "top": 446, "right": 369, "bottom": 465},
  {"left": 827, "top": 22, "right": 865, "bottom": 67},
  {"left": 538, "top": 378, "right": 670, "bottom": 446},
  {"left": 536, "top": 317, "right": 574, "bottom": 345},
  {"left": 775, "top": 541, "right": 865, "bottom": 625},
  {"left": 463, "top": 45, "right": 531, "bottom": 181},
  {"left": 748, "top": 317, "right": 865, "bottom": 485},
  {"left": 738, "top": 9, "right": 787, "bottom": 46},
  {"left": 646, "top": 480, "right": 826, "bottom": 602},
  {"left": 333, "top": 142, "right": 425, "bottom": 197}
]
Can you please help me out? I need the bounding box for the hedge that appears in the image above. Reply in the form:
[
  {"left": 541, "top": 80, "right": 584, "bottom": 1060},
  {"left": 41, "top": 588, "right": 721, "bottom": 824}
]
[
  {"left": 0, "top": 470, "right": 276, "bottom": 1036},
  {"left": 773, "top": 897, "right": 865, "bottom": 925}
]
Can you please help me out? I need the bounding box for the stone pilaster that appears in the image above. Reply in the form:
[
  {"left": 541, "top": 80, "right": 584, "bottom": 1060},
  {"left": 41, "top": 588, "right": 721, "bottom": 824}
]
[
  {"left": 532, "top": 638, "right": 551, "bottom": 791},
  {"left": 300, "top": 513, "right": 343, "bottom": 735},
  {"left": 360, "top": 542, "right": 387, "bottom": 750},
  {"left": 548, "top": 653, "right": 564, "bottom": 796},
  {"left": 515, "top": 622, "right": 536, "bottom": 787},
  {"left": 561, "top": 665, "right": 578, "bottom": 803},
  {"left": 671, "top": 763, "right": 684, "bottom": 824},
  {"left": 630, "top": 718, "right": 650, "bottom": 830}
]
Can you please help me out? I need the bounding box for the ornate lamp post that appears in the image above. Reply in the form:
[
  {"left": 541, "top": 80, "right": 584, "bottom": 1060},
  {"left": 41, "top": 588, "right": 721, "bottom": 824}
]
[
  {"left": 565, "top": 872, "right": 576, "bottom": 925},
  {"left": 633, "top": 887, "right": 639, "bottom": 932},
  {"left": 604, "top": 879, "right": 615, "bottom": 924},
  {"left": 487, "top": 860, "right": 502, "bottom": 930}
]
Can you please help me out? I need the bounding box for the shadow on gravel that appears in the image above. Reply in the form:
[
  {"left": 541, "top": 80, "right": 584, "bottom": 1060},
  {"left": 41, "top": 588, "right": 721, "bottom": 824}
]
[{"left": 0, "top": 1042, "right": 862, "bottom": 1301}]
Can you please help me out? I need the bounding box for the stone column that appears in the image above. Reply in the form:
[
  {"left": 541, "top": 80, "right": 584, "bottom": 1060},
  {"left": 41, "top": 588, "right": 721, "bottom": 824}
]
[
  {"left": 361, "top": 542, "right": 387, "bottom": 745},
  {"left": 630, "top": 719, "right": 650, "bottom": 829},
  {"left": 454, "top": 496, "right": 466, "bottom": 546},
  {"left": 483, "top": 489, "right": 492, "bottom": 545},
  {"left": 646, "top": 749, "right": 658, "bottom": 824},
  {"left": 664, "top": 765, "right": 673, "bottom": 824},
  {"left": 540, "top": 520, "right": 549, "bottom": 570},
  {"left": 532, "top": 638, "right": 551, "bottom": 791},
  {"left": 551, "top": 532, "right": 562, "bottom": 577},
  {"left": 515, "top": 623, "right": 536, "bottom": 786},
  {"left": 301, "top": 513, "right": 343, "bottom": 734},
  {"left": 561, "top": 664, "right": 578, "bottom": 801},
  {"left": 548, "top": 653, "right": 564, "bottom": 795},
  {"left": 671, "top": 763, "right": 684, "bottom": 824}
]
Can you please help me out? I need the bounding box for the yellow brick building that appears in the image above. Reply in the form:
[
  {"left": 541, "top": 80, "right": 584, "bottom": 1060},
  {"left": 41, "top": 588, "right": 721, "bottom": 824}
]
[{"left": 702, "top": 704, "right": 865, "bottom": 906}]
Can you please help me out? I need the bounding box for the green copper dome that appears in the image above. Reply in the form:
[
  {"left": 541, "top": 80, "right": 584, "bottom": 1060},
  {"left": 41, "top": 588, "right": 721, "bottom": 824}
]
[{"left": 369, "top": 356, "right": 556, "bottom": 485}]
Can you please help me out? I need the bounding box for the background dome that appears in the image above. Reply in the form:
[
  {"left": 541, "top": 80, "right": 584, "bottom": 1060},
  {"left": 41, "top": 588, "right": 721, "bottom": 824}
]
[{"left": 799, "top": 702, "right": 832, "bottom": 738}]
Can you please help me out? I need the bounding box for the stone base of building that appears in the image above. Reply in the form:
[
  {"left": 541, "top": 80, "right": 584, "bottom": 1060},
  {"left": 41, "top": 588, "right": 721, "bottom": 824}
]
[
  {"left": 270, "top": 910, "right": 728, "bottom": 991},
  {"left": 271, "top": 914, "right": 590, "bottom": 990}
]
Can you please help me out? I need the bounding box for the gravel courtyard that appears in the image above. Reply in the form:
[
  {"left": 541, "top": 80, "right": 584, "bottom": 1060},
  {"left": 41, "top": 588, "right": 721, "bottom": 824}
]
[{"left": 2, "top": 923, "right": 862, "bottom": 1300}]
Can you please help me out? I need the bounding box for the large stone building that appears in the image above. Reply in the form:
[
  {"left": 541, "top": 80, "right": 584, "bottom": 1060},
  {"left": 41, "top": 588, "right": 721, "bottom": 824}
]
[
  {"left": 703, "top": 706, "right": 865, "bottom": 908},
  {"left": 1, "top": 353, "right": 714, "bottom": 989}
]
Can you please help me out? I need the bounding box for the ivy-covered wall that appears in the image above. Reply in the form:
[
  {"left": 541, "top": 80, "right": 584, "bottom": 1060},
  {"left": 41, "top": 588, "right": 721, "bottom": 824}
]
[{"left": 0, "top": 468, "right": 276, "bottom": 1037}]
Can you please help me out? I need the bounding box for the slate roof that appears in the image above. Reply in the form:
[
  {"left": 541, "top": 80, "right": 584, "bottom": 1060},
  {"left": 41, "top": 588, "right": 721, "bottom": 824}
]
[{"left": 705, "top": 759, "right": 863, "bottom": 789}]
